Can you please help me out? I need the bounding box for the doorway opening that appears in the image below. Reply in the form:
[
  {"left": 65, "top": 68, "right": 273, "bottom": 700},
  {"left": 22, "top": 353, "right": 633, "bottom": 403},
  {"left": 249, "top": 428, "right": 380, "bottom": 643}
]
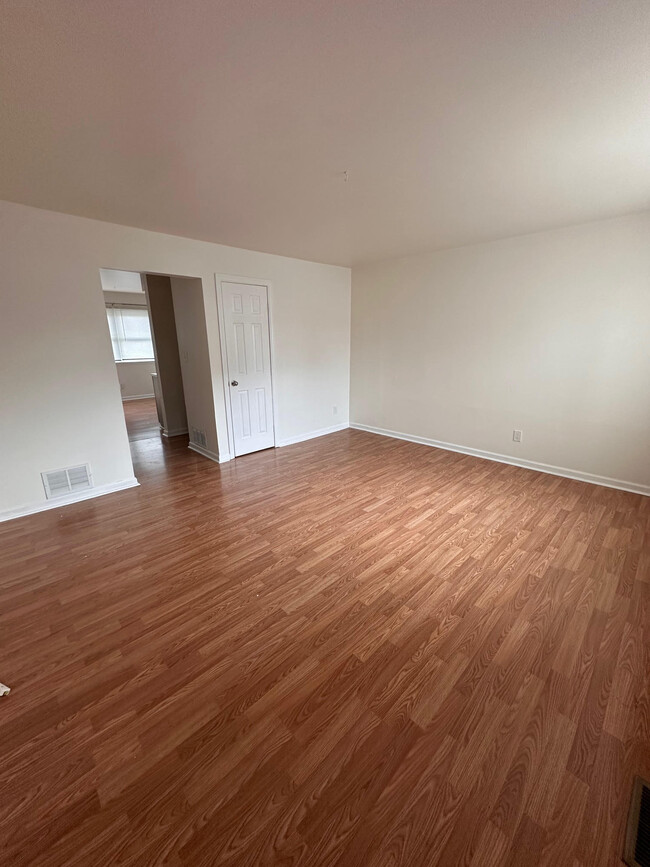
[
  {"left": 102, "top": 269, "right": 160, "bottom": 451},
  {"left": 101, "top": 269, "right": 219, "bottom": 478}
]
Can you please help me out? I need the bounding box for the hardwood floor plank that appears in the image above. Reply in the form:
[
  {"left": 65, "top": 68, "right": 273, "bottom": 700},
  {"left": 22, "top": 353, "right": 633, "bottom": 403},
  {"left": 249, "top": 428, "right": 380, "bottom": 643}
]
[{"left": 0, "top": 398, "right": 648, "bottom": 866}]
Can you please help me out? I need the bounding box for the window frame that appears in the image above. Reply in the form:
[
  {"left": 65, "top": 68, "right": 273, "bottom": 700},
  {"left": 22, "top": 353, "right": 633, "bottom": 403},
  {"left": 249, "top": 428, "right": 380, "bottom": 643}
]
[{"left": 106, "top": 304, "right": 155, "bottom": 363}]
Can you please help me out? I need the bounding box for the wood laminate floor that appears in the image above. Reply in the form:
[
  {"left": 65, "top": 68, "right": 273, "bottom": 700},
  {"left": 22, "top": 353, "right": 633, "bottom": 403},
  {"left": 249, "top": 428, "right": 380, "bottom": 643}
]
[{"left": 1, "top": 398, "right": 648, "bottom": 866}]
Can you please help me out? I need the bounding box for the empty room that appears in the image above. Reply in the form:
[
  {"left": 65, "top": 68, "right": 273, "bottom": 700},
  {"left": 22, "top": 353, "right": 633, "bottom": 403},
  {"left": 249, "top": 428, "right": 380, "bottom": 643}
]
[{"left": 0, "top": 2, "right": 648, "bottom": 866}]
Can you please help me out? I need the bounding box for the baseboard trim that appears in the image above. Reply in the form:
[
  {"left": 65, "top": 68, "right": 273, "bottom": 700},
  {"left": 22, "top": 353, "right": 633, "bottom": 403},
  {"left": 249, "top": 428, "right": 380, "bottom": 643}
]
[
  {"left": 0, "top": 478, "right": 140, "bottom": 523},
  {"left": 276, "top": 422, "right": 349, "bottom": 448},
  {"left": 122, "top": 393, "right": 154, "bottom": 401},
  {"left": 350, "top": 423, "right": 650, "bottom": 497},
  {"left": 162, "top": 427, "right": 189, "bottom": 438},
  {"left": 188, "top": 442, "right": 229, "bottom": 463}
]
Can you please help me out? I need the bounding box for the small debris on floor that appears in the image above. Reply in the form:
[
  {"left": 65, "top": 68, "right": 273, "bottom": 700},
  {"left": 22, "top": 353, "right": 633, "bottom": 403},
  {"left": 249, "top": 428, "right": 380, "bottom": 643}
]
[{"left": 0, "top": 683, "right": 10, "bottom": 696}]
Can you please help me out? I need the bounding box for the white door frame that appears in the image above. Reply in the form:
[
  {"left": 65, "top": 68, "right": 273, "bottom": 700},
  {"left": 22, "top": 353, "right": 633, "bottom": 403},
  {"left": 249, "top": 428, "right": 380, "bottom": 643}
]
[{"left": 215, "top": 274, "right": 278, "bottom": 458}]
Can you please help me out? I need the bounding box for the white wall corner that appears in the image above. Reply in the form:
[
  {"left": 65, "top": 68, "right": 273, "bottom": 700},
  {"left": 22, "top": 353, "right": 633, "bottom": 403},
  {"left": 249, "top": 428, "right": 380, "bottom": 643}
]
[
  {"left": 275, "top": 423, "right": 349, "bottom": 448},
  {"left": 350, "top": 424, "right": 650, "bottom": 497},
  {"left": 187, "top": 442, "right": 230, "bottom": 463}
]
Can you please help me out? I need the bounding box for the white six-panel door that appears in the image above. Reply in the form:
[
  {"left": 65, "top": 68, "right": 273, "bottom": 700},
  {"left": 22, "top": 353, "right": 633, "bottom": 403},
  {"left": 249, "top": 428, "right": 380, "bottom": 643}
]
[{"left": 221, "top": 282, "right": 275, "bottom": 456}]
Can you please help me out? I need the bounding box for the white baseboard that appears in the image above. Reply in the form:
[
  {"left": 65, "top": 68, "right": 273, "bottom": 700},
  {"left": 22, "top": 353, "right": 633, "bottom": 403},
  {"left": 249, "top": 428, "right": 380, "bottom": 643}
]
[
  {"left": 122, "top": 393, "right": 155, "bottom": 401},
  {"left": 188, "top": 442, "right": 229, "bottom": 463},
  {"left": 0, "top": 478, "right": 140, "bottom": 523},
  {"left": 162, "top": 427, "right": 189, "bottom": 438},
  {"left": 276, "top": 422, "right": 349, "bottom": 448},
  {"left": 350, "top": 423, "right": 650, "bottom": 497}
]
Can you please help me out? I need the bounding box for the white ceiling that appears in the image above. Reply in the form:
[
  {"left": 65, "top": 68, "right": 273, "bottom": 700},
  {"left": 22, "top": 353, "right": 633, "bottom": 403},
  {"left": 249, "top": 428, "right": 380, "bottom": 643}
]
[
  {"left": 99, "top": 269, "right": 144, "bottom": 293},
  {"left": 1, "top": 0, "right": 648, "bottom": 266}
]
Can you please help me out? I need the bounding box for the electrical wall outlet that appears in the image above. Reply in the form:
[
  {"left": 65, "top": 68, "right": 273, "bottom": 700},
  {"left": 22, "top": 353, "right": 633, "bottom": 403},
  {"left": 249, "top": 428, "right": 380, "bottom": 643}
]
[
  {"left": 333, "top": 405, "right": 338, "bottom": 415},
  {"left": 513, "top": 429, "right": 522, "bottom": 443}
]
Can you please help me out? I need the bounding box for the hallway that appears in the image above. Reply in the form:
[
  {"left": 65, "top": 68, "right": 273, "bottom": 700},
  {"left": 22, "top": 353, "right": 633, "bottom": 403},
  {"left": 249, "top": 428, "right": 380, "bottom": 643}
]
[
  {"left": 123, "top": 397, "right": 161, "bottom": 442},
  {"left": 122, "top": 397, "right": 193, "bottom": 484}
]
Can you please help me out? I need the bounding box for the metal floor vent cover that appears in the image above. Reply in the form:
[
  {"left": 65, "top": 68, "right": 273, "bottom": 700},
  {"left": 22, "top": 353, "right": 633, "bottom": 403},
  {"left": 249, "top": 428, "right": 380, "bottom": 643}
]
[{"left": 624, "top": 777, "right": 650, "bottom": 867}]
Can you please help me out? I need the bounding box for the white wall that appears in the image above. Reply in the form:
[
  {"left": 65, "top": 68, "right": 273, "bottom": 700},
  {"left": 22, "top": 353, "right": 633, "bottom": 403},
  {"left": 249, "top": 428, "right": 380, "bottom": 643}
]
[
  {"left": 114, "top": 361, "right": 156, "bottom": 400},
  {"left": 103, "top": 289, "right": 145, "bottom": 304},
  {"left": 0, "top": 200, "right": 350, "bottom": 519},
  {"left": 351, "top": 212, "right": 650, "bottom": 492},
  {"left": 144, "top": 275, "right": 187, "bottom": 436},
  {"left": 171, "top": 277, "right": 218, "bottom": 453}
]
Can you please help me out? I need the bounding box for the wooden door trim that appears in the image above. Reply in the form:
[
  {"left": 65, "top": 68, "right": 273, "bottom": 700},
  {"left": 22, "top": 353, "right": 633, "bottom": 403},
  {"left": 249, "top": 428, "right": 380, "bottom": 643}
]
[{"left": 215, "top": 274, "right": 277, "bottom": 458}]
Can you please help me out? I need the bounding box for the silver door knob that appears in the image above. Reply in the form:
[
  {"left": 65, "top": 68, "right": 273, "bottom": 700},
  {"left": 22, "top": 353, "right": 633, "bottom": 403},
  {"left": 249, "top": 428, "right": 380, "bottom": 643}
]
[{"left": 230, "top": 380, "right": 239, "bottom": 386}]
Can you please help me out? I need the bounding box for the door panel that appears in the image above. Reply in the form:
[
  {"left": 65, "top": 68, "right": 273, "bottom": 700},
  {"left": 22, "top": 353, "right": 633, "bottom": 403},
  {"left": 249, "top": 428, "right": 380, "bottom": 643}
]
[{"left": 221, "top": 282, "right": 275, "bottom": 456}]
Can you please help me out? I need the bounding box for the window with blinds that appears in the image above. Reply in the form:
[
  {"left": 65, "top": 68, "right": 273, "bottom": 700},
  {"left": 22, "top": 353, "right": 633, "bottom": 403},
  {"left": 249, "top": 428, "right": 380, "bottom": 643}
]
[{"left": 106, "top": 305, "right": 155, "bottom": 362}]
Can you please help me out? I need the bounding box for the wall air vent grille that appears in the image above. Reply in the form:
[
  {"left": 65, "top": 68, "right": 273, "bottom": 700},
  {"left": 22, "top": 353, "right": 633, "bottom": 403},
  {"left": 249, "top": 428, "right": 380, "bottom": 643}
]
[
  {"left": 41, "top": 464, "right": 92, "bottom": 499},
  {"left": 191, "top": 428, "right": 207, "bottom": 448}
]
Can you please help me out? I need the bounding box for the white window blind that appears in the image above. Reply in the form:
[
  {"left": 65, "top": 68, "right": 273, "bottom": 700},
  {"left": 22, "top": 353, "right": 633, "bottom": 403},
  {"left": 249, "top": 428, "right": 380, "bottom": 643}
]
[{"left": 106, "top": 306, "right": 154, "bottom": 361}]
